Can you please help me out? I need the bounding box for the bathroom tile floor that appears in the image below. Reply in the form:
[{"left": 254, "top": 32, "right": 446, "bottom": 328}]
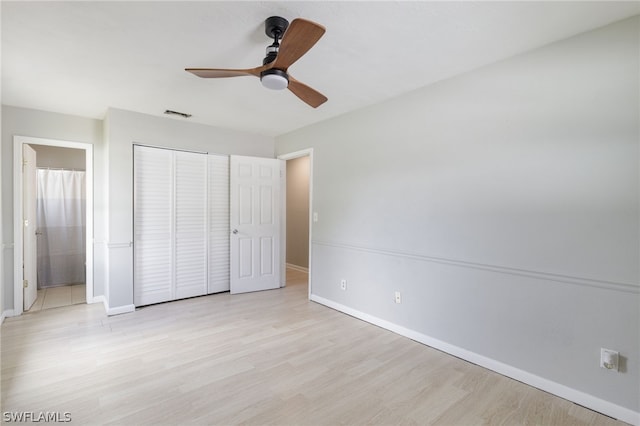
[{"left": 26, "top": 284, "right": 86, "bottom": 312}]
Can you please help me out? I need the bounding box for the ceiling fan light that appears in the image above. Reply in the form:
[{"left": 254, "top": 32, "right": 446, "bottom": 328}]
[{"left": 261, "top": 69, "right": 289, "bottom": 90}]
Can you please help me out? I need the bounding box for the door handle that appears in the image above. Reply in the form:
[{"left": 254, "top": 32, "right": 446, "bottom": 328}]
[{"left": 232, "top": 229, "right": 238, "bottom": 234}]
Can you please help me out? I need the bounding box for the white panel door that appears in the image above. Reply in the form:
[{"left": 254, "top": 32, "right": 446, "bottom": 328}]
[
  {"left": 230, "top": 155, "right": 282, "bottom": 294},
  {"left": 174, "top": 151, "right": 208, "bottom": 299},
  {"left": 23, "top": 144, "right": 38, "bottom": 310},
  {"left": 208, "top": 154, "right": 230, "bottom": 293},
  {"left": 134, "top": 146, "right": 173, "bottom": 306}
]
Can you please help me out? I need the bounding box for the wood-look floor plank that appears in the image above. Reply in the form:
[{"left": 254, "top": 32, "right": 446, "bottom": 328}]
[{"left": 1, "top": 270, "right": 627, "bottom": 425}]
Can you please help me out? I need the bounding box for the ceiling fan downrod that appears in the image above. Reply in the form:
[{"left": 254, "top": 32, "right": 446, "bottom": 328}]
[
  {"left": 263, "top": 37, "right": 280, "bottom": 65},
  {"left": 263, "top": 16, "right": 289, "bottom": 65}
]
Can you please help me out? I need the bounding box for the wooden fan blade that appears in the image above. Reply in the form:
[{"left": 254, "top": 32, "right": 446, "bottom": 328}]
[
  {"left": 288, "top": 76, "right": 327, "bottom": 108},
  {"left": 273, "top": 18, "right": 325, "bottom": 71},
  {"left": 185, "top": 64, "right": 270, "bottom": 78}
]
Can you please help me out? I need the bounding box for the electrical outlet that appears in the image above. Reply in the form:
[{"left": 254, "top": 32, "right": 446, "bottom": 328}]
[
  {"left": 340, "top": 279, "right": 347, "bottom": 290},
  {"left": 395, "top": 291, "right": 401, "bottom": 304},
  {"left": 600, "top": 348, "right": 619, "bottom": 371}
]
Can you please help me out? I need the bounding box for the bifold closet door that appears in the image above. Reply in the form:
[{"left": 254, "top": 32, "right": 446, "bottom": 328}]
[
  {"left": 134, "top": 146, "right": 208, "bottom": 306},
  {"left": 208, "top": 155, "right": 230, "bottom": 293},
  {"left": 174, "top": 151, "right": 208, "bottom": 299},
  {"left": 134, "top": 146, "right": 173, "bottom": 306}
]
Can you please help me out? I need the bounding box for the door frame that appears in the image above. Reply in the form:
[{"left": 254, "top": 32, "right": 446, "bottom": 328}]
[
  {"left": 13, "top": 136, "right": 94, "bottom": 315},
  {"left": 277, "top": 148, "right": 313, "bottom": 299}
]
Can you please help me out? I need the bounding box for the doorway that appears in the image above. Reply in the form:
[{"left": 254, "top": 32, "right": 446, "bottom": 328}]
[
  {"left": 13, "top": 136, "right": 94, "bottom": 316},
  {"left": 279, "top": 149, "right": 313, "bottom": 296},
  {"left": 33, "top": 147, "right": 86, "bottom": 311}
]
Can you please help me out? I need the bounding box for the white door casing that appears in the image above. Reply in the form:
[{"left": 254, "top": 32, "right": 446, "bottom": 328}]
[
  {"left": 22, "top": 144, "right": 38, "bottom": 311},
  {"left": 277, "top": 148, "right": 314, "bottom": 297},
  {"left": 230, "top": 155, "right": 282, "bottom": 294},
  {"left": 13, "top": 136, "right": 94, "bottom": 316}
]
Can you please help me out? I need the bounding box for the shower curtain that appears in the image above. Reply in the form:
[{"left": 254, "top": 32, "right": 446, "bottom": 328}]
[{"left": 36, "top": 169, "right": 86, "bottom": 288}]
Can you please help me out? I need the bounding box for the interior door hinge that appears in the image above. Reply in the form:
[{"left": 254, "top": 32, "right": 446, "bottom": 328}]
[{"left": 23, "top": 280, "right": 28, "bottom": 288}]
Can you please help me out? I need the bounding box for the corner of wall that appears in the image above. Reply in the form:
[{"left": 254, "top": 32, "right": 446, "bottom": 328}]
[
  {"left": 310, "top": 294, "right": 640, "bottom": 425},
  {"left": 102, "top": 298, "right": 134, "bottom": 316}
]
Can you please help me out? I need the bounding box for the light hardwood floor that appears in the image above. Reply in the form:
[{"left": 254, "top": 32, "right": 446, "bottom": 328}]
[{"left": 1, "top": 269, "right": 626, "bottom": 425}]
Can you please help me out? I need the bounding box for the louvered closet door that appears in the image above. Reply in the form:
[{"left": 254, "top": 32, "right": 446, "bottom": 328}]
[
  {"left": 208, "top": 155, "right": 230, "bottom": 293},
  {"left": 134, "top": 146, "right": 210, "bottom": 306},
  {"left": 175, "top": 151, "right": 208, "bottom": 299},
  {"left": 134, "top": 146, "right": 173, "bottom": 306}
]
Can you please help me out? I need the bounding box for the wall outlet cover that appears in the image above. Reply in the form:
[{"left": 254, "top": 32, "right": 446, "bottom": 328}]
[{"left": 600, "top": 348, "right": 619, "bottom": 371}]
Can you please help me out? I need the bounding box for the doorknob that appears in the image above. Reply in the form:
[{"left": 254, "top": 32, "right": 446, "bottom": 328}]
[{"left": 232, "top": 229, "right": 238, "bottom": 234}]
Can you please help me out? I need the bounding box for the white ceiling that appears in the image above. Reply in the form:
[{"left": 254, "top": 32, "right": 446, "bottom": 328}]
[{"left": 2, "top": 1, "right": 639, "bottom": 137}]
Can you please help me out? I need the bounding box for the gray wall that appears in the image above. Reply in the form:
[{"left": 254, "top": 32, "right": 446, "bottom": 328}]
[
  {"left": 286, "top": 156, "right": 310, "bottom": 269},
  {"left": 275, "top": 17, "right": 639, "bottom": 418},
  {"left": 32, "top": 145, "right": 86, "bottom": 170}
]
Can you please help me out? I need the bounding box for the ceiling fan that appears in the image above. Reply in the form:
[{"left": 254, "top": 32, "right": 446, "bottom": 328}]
[{"left": 186, "top": 16, "right": 327, "bottom": 108}]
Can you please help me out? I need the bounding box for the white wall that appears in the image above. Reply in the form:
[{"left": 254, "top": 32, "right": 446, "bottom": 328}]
[
  {"left": 1, "top": 105, "right": 104, "bottom": 313},
  {"left": 275, "top": 16, "right": 639, "bottom": 422},
  {"left": 103, "top": 108, "right": 275, "bottom": 311}
]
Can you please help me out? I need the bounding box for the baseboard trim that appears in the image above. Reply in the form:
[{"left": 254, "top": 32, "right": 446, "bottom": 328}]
[
  {"left": 102, "top": 299, "right": 135, "bottom": 316},
  {"left": 286, "top": 263, "right": 309, "bottom": 273},
  {"left": 310, "top": 294, "right": 639, "bottom": 426},
  {"left": 90, "top": 295, "right": 105, "bottom": 305},
  {"left": 1, "top": 309, "right": 15, "bottom": 324}
]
